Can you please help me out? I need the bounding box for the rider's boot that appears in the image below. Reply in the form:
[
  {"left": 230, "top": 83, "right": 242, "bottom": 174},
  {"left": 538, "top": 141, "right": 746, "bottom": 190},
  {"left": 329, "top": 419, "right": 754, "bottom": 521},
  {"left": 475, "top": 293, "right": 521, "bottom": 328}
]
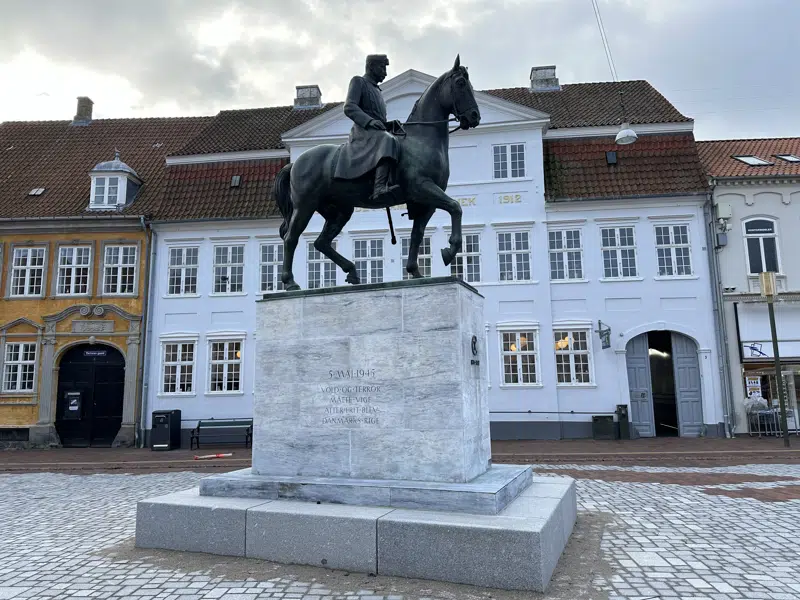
[{"left": 370, "top": 160, "right": 400, "bottom": 203}]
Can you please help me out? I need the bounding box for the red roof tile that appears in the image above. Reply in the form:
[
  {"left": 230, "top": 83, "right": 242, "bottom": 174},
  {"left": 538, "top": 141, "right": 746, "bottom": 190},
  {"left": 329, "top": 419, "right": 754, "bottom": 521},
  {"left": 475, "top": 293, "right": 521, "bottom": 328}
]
[
  {"left": 174, "top": 104, "right": 340, "bottom": 155},
  {"left": 697, "top": 138, "right": 800, "bottom": 178},
  {"left": 484, "top": 80, "right": 691, "bottom": 129},
  {"left": 543, "top": 134, "right": 709, "bottom": 201},
  {"left": 156, "top": 159, "right": 286, "bottom": 220},
  {"left": 0, "top": 117, "right": 212, "bottom": 218}
]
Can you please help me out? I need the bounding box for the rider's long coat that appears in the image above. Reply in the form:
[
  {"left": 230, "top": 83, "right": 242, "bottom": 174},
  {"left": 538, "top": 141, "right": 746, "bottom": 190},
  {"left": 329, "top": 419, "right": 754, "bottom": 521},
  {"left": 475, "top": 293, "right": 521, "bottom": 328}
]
[{"left": 333, "top": 75, "right": 400, "bottom": 180}]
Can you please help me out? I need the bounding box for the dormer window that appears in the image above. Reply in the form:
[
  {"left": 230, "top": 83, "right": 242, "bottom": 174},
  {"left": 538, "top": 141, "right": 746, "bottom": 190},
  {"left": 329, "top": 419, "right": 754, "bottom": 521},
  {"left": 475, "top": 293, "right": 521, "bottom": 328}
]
[
  {"left": 92, "top": 176, "right": 120, "bottom": 206},
  {"left": 87, "top": 150, "right": 142, "bottom": 210}
]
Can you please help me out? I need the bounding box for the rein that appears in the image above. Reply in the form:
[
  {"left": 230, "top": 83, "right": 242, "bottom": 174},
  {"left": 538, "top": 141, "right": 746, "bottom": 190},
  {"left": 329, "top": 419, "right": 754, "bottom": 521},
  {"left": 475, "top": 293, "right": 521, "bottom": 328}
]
[{"left": 401, "top": 117, "right": 463, "bottom": 135}]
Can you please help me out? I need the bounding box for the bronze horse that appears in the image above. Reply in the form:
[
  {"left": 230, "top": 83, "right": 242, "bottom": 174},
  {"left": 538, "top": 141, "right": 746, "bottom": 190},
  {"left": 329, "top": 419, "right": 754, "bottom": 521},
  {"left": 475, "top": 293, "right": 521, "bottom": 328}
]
[{"left": 274, "top": 56, "right": 481, "bottom": 290}]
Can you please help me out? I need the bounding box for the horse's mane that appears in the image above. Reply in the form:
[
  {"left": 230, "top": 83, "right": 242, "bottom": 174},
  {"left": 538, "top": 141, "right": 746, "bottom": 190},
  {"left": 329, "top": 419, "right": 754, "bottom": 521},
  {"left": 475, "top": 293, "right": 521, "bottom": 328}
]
[{"left": 406, "top": 71, "right": 449, "bottom": 122}]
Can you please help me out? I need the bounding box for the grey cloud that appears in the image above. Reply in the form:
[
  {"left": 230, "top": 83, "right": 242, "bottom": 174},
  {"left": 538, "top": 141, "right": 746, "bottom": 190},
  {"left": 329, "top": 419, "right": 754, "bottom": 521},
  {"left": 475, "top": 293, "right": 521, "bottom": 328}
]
[{"left": 1, "top": 0, "right": 798, "bottom": 139}]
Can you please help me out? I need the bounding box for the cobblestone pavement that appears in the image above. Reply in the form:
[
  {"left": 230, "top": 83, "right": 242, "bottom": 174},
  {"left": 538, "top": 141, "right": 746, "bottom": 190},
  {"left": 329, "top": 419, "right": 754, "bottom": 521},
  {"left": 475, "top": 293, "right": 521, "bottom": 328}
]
[{"left": 1, "top": 464, "right": 800, "bottom": 599}]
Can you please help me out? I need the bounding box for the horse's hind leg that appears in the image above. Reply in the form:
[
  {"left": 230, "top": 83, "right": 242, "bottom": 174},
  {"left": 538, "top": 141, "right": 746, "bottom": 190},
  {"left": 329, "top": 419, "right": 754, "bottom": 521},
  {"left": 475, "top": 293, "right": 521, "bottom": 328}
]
[
  {"left": 315, "top": 205, "right": 359, "bottom": 284},
  {"left": 405, "top": 205, "right": 435, "bottom": 278},
  {"left": 281, "top": 203, "right": 315, "bottom": 290}
]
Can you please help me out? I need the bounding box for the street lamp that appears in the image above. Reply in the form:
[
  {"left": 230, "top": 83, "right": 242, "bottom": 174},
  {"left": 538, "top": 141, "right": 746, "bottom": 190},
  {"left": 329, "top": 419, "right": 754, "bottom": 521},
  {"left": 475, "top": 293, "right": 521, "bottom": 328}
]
[{"left": 761, "top": 271, "right": 791, "bottom": 447}]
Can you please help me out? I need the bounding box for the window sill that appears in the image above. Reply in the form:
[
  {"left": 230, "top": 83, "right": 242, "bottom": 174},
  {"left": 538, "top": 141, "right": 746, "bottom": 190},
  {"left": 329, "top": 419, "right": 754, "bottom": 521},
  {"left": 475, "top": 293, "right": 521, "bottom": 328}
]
[
  {"left": 100, "top": 293, "right": 138, "bottom": 298},
  {"left": 556, "top": 383, "right": 598, "bottom": 388},
  {"left": 53, "top": 293, "right": 92, "bottom": 299},
  {"left": 6, "top": 295, "right": 45, "bottom": 300},
  {"left": 476, "top": 280, "right": 540, "bottom": 286},
  {"left": 499, "top": 383, "right": 544, "bottom": 389},
  {"left": 653, "top": 275, "right": 699, "bottom": 281},
  {"left": 157, "top": 393, "right": 197, "bottom": 398},
  {"left": 206, "top": 391, "right": 245, "bottom": 397},
  {"left": 598, "top": 276, "right": 644, "bottom": 283},
  {"left": 209, "top": 292, "right": 248, "bottom": 297},
  {"left": 550, "top": 278, "right": 590, "bottom": 284},
  {"left": 0, "top": 392, "right": 36, "bottom": 398},
  {"left": 163, "top": 293, "right": 201, "bottom": 299}
]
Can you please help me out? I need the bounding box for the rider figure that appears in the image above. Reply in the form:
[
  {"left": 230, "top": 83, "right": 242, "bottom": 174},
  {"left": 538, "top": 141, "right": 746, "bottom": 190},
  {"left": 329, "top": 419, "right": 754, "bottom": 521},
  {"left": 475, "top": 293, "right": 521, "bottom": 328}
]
[{"left": 334, "top": 54, "right": 401, "bottom": 203}]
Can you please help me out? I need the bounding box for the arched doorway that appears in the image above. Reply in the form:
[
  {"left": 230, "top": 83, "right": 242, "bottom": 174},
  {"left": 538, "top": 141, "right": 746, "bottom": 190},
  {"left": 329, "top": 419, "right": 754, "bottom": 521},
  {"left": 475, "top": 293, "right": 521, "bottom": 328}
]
[
  {"left": 625, "top": 331, "right": 704, "bottom": 437},
  {"left": 55, "top": 344, "right": 125, "bottom": 447}
]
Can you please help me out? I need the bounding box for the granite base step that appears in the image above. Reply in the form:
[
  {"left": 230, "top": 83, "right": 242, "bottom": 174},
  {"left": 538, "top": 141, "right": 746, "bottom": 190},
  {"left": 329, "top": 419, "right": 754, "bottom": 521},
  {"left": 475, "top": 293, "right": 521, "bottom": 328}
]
[
  {"left": 135, "top": 474, "right": 577, "bottom": 592},
  {"left": 198, "top": 463, "right": 532, "bottom": 515}
]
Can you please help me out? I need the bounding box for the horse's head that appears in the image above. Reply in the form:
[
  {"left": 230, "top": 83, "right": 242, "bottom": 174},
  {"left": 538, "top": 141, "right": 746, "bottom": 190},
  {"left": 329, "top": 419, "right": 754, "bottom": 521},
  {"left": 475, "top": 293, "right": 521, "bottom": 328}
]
[{"left": 441, "top": 54, "right": 481, "bottom": 130}]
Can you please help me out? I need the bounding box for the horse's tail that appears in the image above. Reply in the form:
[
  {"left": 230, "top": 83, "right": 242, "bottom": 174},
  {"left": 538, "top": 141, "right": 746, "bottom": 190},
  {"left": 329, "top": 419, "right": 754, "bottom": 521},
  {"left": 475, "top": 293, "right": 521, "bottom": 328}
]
[{"left": 274, "top": 163, "right": 293, "bottom": 240}]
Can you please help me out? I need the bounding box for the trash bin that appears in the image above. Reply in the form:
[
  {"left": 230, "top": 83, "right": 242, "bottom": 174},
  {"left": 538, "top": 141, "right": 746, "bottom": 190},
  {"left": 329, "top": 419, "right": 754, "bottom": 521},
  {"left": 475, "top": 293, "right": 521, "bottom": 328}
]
[
  {"left": 591, "top": 415, "right": 616, "bottom": 440},
  {"left": 151, "top": 409, "right": 181, "bottom": 450},
  {"left": 616, "top": 404, "right": 630, "bottom": 440}
]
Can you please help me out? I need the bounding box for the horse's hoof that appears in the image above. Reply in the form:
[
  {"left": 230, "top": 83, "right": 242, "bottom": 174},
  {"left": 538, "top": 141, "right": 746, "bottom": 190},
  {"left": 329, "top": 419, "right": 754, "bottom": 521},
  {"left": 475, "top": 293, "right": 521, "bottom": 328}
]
[
  {"left": 441, "top": 248, "right": 455, "bottom": 266},
  {"left": 346, "top": 273, "right": 361, "bottom": 285},
  {"left": 286, "top": 283, "right": 301, "bottom": 291}
]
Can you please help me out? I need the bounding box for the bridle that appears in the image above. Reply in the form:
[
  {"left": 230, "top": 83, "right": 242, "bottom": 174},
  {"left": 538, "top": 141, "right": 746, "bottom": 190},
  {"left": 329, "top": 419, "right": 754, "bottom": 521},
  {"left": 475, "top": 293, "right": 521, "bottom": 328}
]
[{"left": 400, "top": 71, "right": 475, "bottom": 135}]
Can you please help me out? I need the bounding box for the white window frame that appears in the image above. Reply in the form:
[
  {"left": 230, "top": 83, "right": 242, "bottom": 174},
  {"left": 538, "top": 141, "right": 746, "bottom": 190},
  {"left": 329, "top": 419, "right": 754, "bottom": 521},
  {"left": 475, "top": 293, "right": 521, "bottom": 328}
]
[
  {"left": 307, "top": 240, "right": 338, "bottom": 289},
  {"left": 102, "top": 244, "right": 138, "bottom": 296},
  {"left": 2, "top": 341, "right": 37, "bottom": 393},
  {"left": 353, "top": 237, "right": 385, "bottom": 284},
  {"left": 9, "top": 246, "right": 47, "bottom": 298},
  {"left": 553, "top": 324, "right": 594, "bottom": 386},
  {"left": 54, "top": 244, "right": 92, "bottom": 297},
  {"left": 496, "top": 230, "right": 532, "bottom": 282},
  {"left": 600, "top": 226, "right": 639, "bottom": 280},
  {"left": 492, "top": 143, "right": 526, "bottom": 179},
  {"left": 450, "top": 232, "right": 482, "bottom": 283},
  {"left": 743, "top": 217, "right": 782, "bottom": 275},
  {"left": 90, "top": 175, "right": 123, "bottom": 207},
  {"left": 497, "top": 322, "right": 541, "bottom": 388},
  {"left": 260, "top": 241, "right": 285, "bottom": 293},
  {"left": 206, "top": 333, "right": 246, "bottom": 395},
  {"left": 212, "top": 244, "right": 245, "bottom": 295},
  {"left": 401, "top": 235, "right": 431, "bottom": 279},
  {"left": 166, "top": 246, "right": 199, "bottom": 297},
  {"left": 653, "top": 224, "right": 693, "bottom": 278},
  {"left": 160, "top": 339, "right": 197, "bottom": 396},
  {"left": 548, "top": 228, "right": 584, "bottom": 282}
]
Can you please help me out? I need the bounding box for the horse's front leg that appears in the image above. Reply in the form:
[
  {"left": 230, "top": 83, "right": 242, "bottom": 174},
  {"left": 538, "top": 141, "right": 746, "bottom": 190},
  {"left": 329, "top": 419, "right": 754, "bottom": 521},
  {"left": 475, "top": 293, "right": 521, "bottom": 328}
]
[
  {"left": 416, "top": 181, "right": 462, "bottom": 266},
  {"left": 405, "top": 205, "right": 435, "bottom": 278}
]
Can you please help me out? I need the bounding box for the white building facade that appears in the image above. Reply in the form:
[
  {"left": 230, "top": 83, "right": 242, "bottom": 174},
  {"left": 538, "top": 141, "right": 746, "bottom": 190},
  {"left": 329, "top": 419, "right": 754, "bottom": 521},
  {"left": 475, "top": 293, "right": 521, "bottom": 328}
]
[
  {"left": 700, "top": 139, "right": 800, "bottom": 436},
  {"left": 142, "top": 67, "right": 724, "bottom": 443}
]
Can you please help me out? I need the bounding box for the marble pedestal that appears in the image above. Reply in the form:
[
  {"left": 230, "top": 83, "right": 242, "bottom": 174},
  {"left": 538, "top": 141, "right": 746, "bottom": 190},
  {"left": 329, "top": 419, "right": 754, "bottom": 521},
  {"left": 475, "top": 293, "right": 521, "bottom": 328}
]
[{"left": 135, "top": 278, "right": 575, "bottom": 591}]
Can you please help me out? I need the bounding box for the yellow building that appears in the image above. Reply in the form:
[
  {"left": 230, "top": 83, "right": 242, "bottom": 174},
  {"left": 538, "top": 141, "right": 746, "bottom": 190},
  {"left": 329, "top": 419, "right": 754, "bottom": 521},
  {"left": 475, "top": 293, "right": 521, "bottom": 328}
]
[{"left": 0, "top": 98, "right": 211, "bottom": 446}]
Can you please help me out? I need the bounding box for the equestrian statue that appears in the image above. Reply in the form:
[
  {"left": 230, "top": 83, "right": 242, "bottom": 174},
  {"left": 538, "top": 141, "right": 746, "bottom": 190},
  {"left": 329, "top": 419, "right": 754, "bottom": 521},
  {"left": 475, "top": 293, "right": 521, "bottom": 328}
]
[{"left": 273, "top": 54, "right": 481, "bottom": 290}]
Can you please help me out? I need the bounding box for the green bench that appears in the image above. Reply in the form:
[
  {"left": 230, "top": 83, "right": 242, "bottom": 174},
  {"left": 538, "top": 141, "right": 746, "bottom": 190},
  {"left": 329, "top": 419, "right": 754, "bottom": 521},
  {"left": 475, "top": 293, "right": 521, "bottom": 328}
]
[{"left": 190, "top": 418, "right": 253, "bottom": 450}]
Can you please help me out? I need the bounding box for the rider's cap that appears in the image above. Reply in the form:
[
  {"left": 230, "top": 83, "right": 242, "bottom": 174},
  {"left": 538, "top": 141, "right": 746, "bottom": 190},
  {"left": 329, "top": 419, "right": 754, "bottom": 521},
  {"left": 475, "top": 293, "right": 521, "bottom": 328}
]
[{"left": 366, "top": 54, "right": 389, "bottom": 66}]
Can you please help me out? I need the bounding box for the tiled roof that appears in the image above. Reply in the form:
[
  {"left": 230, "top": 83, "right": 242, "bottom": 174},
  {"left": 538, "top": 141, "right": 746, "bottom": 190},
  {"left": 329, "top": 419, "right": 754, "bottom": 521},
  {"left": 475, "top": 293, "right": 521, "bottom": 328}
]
[
  {"left": 543, "top": 133, "right": 709, "bottom": 202},
  {"left": 0, "top": 117, "right": 212, "bottom": 218},
  {"left": 697, "top": 138, "right": 800, "bottom": 178},
  {"left": 156, "top": 159, "right": 286, "bottom": 220},
  {"left": 483, "top": 80, "right": 691, "bottom": 128},
  {"left": 174, "top": 104, "right": 340, "bottom": 155}
]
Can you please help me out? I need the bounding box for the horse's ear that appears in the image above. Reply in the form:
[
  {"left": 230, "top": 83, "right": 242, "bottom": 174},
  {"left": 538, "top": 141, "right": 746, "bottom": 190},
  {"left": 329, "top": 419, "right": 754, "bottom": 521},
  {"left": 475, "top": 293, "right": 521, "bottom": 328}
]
[{"left": 453, "top": 54, "right": 460, "bottom": 70}]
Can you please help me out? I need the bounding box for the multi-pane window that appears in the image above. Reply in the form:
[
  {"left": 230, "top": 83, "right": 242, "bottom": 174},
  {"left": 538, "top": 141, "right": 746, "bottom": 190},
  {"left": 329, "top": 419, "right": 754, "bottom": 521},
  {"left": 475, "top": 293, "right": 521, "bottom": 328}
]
[
  {"left": 162, "top": 342, "right": 195, "bottom": 394},
  {"left": 260, "top": 242, "right": 285, "bottom": 292},
  {"left": 354, "top": 239, "right": 384, "bottom": 284},
  {"left": 744, "top": 219, "right": 780, "bottom": 274},
  {"left": 213, "top": 245, "right": 244, "bottom": 294},
  {"left": 501, "top": 330, "right": 538, "bottom": 385},
  {"left": 209, "top": 340, "right": 242, "bottom": 393},
  {"left": 10, "top": 247, "right": 45, "bottom": 297},
  {"left": 167, "top": 247, "right": 198, "bottom": 295},
  {"left": 548, "top": 230, "right": 583, "bottom": 280},
  {"left": 57, "top": 246, "right": 91, "bottom": 295},
  {"left": 451, "top": 233, "right": 481, "bottom": 283},
  {"left": 103, "top": 245, "right": 137, "bottom": 294},
  {"left": 655, "top": 225, "right": 692, "bottom": 277},
  {"left": 92, "top": 176, "right": 119, "bottom": 206},
  {"left": 2, "top": 343, "right": 36, "bottom": 392},
  {"left": 554, "top": 330, "right": 592, "bottom": 384},
  {"left": 307, "top": 242, "right": 337, "bottom": 289},
  {"left": 498, "top": 231, "right": 531, "bottom": 281},
  {"left": 601, "top": 227, "right": 638, "bottom": 278},
  {"left": 493, "top": 144, "right": 525, "bottom": 179},
  {"left": 401, "top": 236, "right": 431, "bottom": 279}
]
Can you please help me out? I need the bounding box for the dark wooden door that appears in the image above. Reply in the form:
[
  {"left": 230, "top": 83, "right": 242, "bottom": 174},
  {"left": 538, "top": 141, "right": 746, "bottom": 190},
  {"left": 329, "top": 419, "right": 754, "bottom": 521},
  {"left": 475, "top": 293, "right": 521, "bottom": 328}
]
[{"left": 56, "top": 345, "right": 125, "bottom": 447}]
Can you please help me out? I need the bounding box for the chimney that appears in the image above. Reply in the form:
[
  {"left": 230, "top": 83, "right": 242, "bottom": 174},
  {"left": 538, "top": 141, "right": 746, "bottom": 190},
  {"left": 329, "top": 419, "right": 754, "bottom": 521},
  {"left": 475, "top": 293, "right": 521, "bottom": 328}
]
[
  {"left": 71, "top": 96, "right": 94, "bottom": 126},
  {"left": 294, "top": 85, "right": 322, "bottom": 109},
  {"left": 529, "top": 66, "right": 560, "bottom": 92}
]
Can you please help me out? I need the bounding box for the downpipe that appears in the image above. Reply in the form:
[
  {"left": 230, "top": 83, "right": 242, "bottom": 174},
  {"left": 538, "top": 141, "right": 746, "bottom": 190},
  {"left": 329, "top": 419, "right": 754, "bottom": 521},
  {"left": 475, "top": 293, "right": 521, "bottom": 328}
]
[{"left": 137, "top": 220, "right": 158, "bottom": 448}]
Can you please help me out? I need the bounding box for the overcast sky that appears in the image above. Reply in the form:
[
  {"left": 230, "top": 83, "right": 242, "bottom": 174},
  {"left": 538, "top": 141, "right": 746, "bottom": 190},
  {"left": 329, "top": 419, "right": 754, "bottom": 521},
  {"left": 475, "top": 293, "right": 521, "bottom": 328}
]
[{"left": 1, "top": 0, "right": 797, "bottom": 141}]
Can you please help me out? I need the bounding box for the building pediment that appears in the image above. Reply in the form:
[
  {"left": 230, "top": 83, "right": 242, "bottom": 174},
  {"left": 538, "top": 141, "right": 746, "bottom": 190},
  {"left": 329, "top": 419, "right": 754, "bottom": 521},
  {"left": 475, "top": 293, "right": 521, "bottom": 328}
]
[{"left": 282, "top": 68, "right": 550, "bottom": 142}]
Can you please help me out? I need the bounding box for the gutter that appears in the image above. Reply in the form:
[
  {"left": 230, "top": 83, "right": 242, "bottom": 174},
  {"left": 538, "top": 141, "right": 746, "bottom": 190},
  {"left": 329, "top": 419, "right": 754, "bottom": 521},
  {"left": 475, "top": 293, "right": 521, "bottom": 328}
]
[
  {"left": 703, "top": 189, "right": 736, "bottom": 437},
  {"left": 548, "top": 190, "right": 709, "bottom": 203},
  {"left": 137, "top": 218, "right": 157, "bottom": 448}
]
